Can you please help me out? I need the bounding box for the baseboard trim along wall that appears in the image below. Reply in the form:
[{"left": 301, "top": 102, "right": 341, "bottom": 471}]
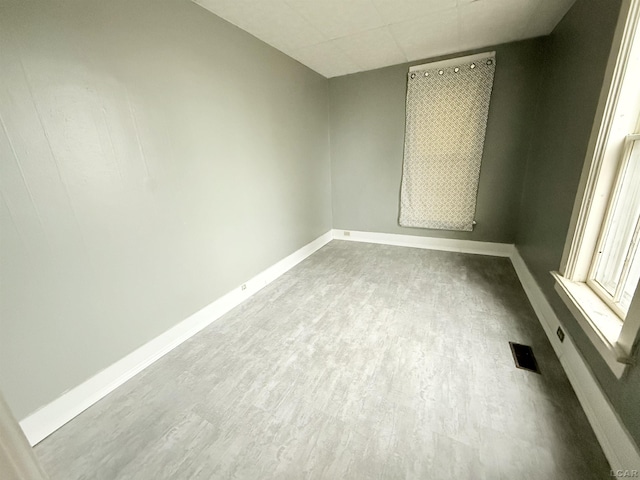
[
  {"left": 19, "top": 231, "right": 333, "bottom": 446},
  {"left": 510, "top": 248, "right": 640, "bottom": 473},
  {"left": 331, "top": 229, "right": 516, "bottom": 257},
  {"left": 19, "top": 228, "right": 640, "bottom": 472}
]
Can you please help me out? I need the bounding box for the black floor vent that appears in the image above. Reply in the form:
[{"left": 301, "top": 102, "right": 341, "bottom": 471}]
[{"left": 509, "top": 342, "right": 540, "bottom": 374}]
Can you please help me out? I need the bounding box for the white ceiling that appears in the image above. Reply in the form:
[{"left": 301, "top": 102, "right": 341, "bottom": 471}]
[{"left": 193, "top": 0, "right": 575, "bottom": 78}]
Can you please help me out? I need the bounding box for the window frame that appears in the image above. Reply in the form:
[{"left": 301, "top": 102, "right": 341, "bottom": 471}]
[{"left": 555, "top": 0, "right": 640, "bottom": 379}]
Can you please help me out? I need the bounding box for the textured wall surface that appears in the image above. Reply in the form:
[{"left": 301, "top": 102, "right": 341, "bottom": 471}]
[
  {"left": 329, "top": 39, "right": 546, "bottom": 243},
  {"left": 515, "top": 0, "right": 640, "bottom": 445},
  {"left": 0, "top": 0, "right": 331, "bottom": 419}
]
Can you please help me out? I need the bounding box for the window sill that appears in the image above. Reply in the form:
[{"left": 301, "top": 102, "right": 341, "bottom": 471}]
[{"left": 551, "top": 271, "right": 632, "bottom": 379}]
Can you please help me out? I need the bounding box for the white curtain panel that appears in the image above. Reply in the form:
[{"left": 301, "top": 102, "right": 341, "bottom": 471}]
[{"left": 399, "top": 54, "right": 496, "bottom": 231}]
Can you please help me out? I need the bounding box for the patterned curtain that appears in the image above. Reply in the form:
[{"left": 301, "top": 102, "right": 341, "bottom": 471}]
[{"left": 399, "top": 54, "right": 496, "bottom": 231}]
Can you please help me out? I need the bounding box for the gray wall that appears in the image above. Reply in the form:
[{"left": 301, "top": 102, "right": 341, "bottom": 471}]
[
  {"left": 0, "top": 0, "right": 331, "bottom": 419},
  {"left": 329, "top": 39, "right": 546, "bottom": 243},
  {"left": 516, "top": 0, "right": 640, "bottom": 444}
]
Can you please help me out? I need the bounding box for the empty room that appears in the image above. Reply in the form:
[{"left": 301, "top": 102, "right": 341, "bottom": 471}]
[{"left": 1, "top": 0, "right": 640, "bottom": 478}]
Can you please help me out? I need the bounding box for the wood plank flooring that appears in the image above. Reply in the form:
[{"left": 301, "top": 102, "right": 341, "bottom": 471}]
[{"left": 34, "top": 240, "right": 610, "bottom": 479}]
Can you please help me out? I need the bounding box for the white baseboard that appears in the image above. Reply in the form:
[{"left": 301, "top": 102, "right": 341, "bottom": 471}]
[
  {"left": 19, "top": 228, "right": 640, "bottom": 472},
  {"left": 510, "top": 248, "right": 640, "bottom": 473},
  {"left": 509, "top": 251, "right": 565, "bottom": 357},
  {"left": 331, "top": 229, "right": 516, "bottom": 257},
  {"left": 19, "top": 231, "right": 333, "bottom": 446}
]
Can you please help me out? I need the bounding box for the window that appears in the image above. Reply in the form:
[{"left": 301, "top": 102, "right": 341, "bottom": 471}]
[
  {"left": 590, "top": 131, "right": 640, "bottom": 318},
  {"left": 555, "top": 0, "right": 640, "bottom": 378}
]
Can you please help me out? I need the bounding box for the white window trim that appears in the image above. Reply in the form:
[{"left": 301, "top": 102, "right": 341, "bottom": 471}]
[
  {"left": 552, "top": 272, "right": 631, "bottom": 378},
  {"left": 556, "top": 0, "right": 640, "bottom": 379}
]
